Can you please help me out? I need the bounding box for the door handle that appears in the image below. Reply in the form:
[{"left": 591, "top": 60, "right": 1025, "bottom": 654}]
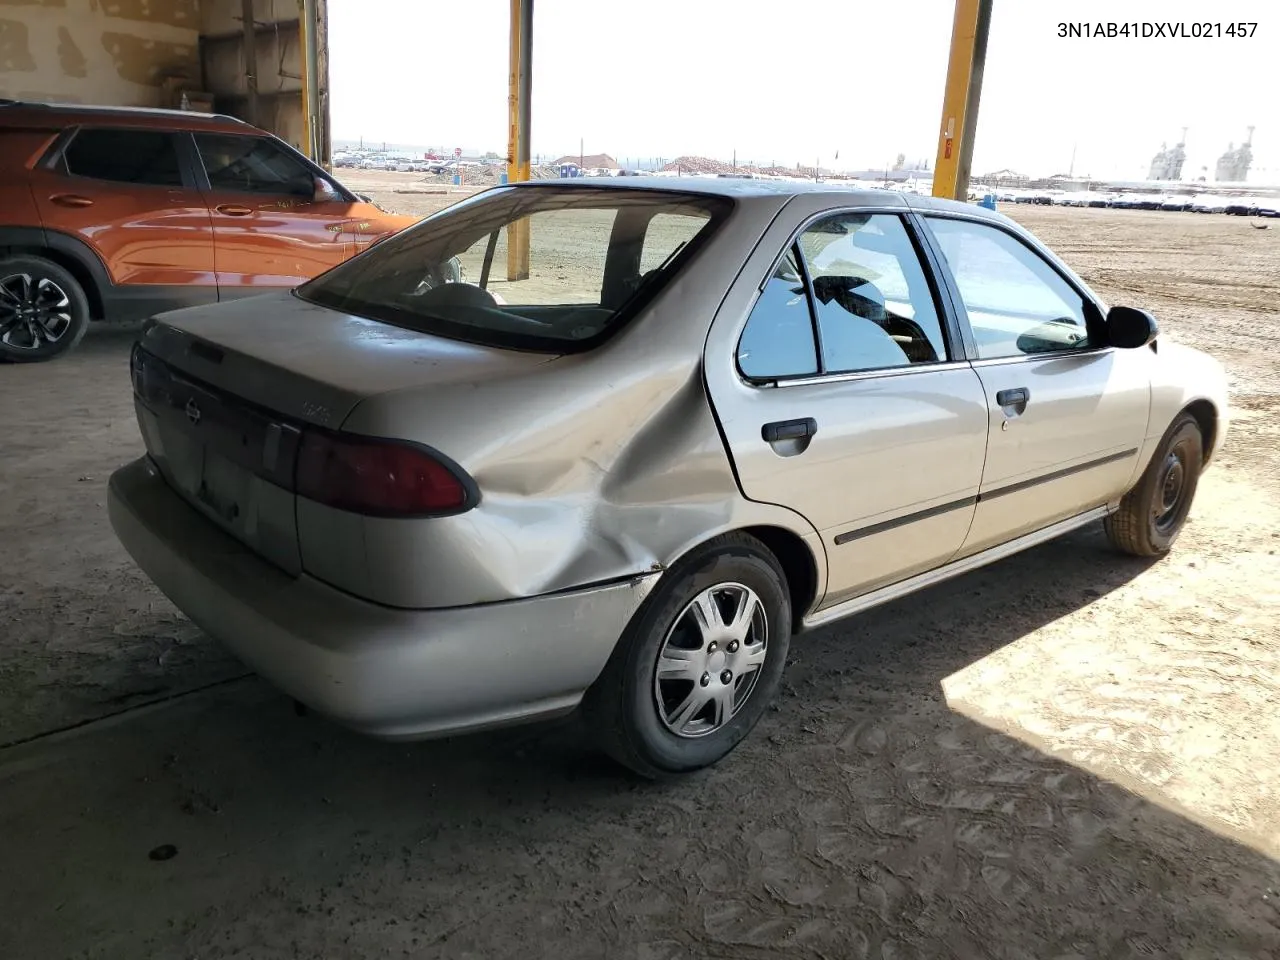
[
  {"left": 49, "top": 194, "right": 94, "bottom": 208},
  {"left": 762, "top": 418, "right": 818, "bottom": 443},
  {"left": 996, "top": 387, "right": 1030, "bottom": 420},
  {"left": 216, "top": 204, "right": 254, "bottom": 217}
]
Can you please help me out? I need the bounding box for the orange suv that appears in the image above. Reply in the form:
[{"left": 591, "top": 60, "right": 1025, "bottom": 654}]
[{"left": 0, "top": 100, "right": 418, "bottom": 362}]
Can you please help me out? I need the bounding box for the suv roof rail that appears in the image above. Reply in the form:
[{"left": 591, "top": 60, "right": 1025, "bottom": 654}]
[{"left": 0, "top": 99, "right": 250, "bottom": 125}]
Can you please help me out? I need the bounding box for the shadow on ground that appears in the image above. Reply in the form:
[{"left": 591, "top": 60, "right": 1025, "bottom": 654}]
[{"left": 3, "top": 526, "right": 1278, "bottom": 960}]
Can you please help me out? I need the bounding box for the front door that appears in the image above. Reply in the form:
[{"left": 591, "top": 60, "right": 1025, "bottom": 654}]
[
  {"left": 704, "top": 204, "right": 990, "bottom": 609},
  {"left": 190, "top": 132, "right": 361, "bottom": 293},
  {"left": 921, "top": 215, "right": 1153, "bottom": 555},
  {"left": 30, "top": 126, "right": 217, "bottom": 315}
]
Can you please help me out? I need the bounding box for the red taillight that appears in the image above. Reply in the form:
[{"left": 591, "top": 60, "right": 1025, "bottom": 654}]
[{"left": 295, "top": 429, "right": 473, "bottom": 517}]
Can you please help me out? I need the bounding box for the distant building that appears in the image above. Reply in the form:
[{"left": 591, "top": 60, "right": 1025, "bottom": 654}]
[
  {"left": 552, "top": 153, "right": 618, "bottom": 171},
  {"left": 980, "top": 169, "right": 1030, "bottom": 183},
  {"left": 1215, "top": 128, "right": 1254, "bottom": 182},
  {"left": 848, "top": 168, "right": 926, "bottom": 183},
  {"left": 1148, "top": 130, "right": 1188, "bottom": 180}
]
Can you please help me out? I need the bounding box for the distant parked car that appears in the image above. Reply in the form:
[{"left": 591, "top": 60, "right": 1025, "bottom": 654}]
[
  {"left": 1191, "top": 196, "right": 1229, "bottom": 214},
  {"left": 109, "top": 179, "right": 1229, "bottom": 777},
  {"left": 0, "top": 99, "right": 418, "bottom": 362}
]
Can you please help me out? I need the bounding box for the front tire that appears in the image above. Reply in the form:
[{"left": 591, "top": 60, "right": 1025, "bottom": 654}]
[
  {"left": 0, "top": 256, "right": 91, "bottom": 363},
  {"left": 583, "top": 533, "right": 792, "bottom": 778},
  {"left": 1104, "top": 414, "right": 1203, "bottom": 557}
]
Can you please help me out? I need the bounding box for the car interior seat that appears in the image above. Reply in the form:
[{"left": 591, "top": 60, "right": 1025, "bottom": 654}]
[{"left": 810, "top": 275, "right": 938, "bottom": 364}]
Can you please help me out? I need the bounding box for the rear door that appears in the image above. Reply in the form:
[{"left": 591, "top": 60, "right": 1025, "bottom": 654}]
[
  {"left": 704, "top": 199, "right": 990, "bottom": 610},
  {"left": 189, "top": 131, "right": 366, "bottom": 293},
  {"left": 919, "top": 214, "right": 1152, "bottom": 554},
  {"left": 29, "top": 126, "right": 217, "bottom": 314}
]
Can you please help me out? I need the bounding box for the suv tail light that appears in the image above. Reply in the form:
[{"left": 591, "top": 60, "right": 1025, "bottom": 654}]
[{"left": 295, "top": 429, "right": 476, "bottom": 517}]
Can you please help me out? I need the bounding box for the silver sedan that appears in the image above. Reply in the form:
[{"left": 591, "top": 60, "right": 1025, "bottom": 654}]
[{"left": 108, "top": 178, "right": 1229, "bottom": 777}]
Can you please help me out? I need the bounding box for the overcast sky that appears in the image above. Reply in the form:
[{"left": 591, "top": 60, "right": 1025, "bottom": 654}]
[{"left": 330, "top": 0, "right": 1276, "bottom": 180}]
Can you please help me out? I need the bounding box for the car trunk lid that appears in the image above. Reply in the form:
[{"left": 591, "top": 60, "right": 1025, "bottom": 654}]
[{"left": 142, "top": 292, "right": 558, "bottom": 428}]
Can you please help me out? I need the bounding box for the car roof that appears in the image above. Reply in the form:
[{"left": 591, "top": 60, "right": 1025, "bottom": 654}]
[
  {"left": 0, "top": 99, "right": 253, "bottom": 134},
  {"left": 506, "top": 175, "right": 995, "bottom": 220}
]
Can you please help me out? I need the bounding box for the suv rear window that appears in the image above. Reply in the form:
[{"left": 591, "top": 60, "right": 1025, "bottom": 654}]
[
  {"left": 63, "top": 129, "right": 183, "bottom": 186},
  {"left": 297, "top": 186, "right": 732, "bottom": 353}
]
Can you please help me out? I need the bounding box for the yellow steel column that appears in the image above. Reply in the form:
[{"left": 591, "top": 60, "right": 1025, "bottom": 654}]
[
  {"left": 506, "top": 0, "right": 532, "bottom": 280},
  {"left": 298, "top": 0, "right": 320, "bottom": 163},
  {"left": 932, "top": 0, "right": 993, "bottom": 200},
  {"left": 298, "top": 5, "right": 311, "bottom": 161}
]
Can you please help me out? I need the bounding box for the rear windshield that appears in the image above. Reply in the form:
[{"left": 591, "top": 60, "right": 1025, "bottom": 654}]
[{"left": 297, "top": 186, "right": 732, "bottom": 352}]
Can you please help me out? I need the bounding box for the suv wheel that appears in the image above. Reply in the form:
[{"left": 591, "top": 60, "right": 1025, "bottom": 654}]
[
  {"left": 0, "top": 256, "right": 91, "bottom": 363},
  {"left": 583, "top": 533, "right": 792, "bottom": 778}
]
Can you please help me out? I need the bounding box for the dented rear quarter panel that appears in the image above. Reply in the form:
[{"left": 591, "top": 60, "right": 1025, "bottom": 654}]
[{"left": 312, "top": 194, "right": 830, "bottom": 610}]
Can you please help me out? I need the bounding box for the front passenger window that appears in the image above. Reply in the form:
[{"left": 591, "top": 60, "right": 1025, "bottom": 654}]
[
  {"left": 926, "top": 217, "right": 1093, "bottom": 359},
  {"left": 195, "top": 134, "right": 316, "bottom": 197}
]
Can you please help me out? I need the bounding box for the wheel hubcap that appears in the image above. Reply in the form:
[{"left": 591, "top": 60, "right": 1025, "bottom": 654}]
[
  {"left": 653, "top": 582, "right": 768, "bottom": 739},
  {"left": 1153, "top": 450, "right": 1186, "bottom": 532},
  {"left": 0, "top": 273, "right": 73, "bottom": 351}
]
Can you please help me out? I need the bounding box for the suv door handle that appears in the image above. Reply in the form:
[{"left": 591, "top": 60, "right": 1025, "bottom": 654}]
[
  {"left": 49, "top": 194, "right": 94, "bottom": 208},
  {"left": 216, "top": 204, "right": 254, "bottom": 217},
  {"left": 762, "top": 418, "right": 818, "bottom": 443}
]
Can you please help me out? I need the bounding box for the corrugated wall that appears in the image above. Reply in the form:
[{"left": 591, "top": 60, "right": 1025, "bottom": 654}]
[
  {"left": 0, "top": 0, "right": 201, "bottom": 106},
  {"left": 0, "top": 0, "right": 329, "bottom": 162}
]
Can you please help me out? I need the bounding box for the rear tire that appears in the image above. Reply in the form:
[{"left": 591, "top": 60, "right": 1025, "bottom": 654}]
[
  {"left": 0, "top": 256, "right": 91, "bottom": 363},
  {"left": 1104, "top": 414, "right": 1203, "bottom": 557},
  {"left": 582, "top": 533, "right": 791, "bottom": 779}
]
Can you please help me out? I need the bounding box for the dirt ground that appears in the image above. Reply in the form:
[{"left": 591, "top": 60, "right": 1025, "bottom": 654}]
[{"left": 2, "top": 175, "right": 1280, "bottom": 959}]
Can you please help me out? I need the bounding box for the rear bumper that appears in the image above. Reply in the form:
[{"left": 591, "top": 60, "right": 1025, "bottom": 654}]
[{"left": 107, "top": 457, "right": 660, "bottom": 739}]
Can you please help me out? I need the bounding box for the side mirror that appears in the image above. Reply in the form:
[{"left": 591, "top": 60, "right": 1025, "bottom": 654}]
[
  {"left": 1105, "top": 305, "right": 1159, "bottom": 349},
  {"left": 312, "top": 176, "right": 339, "bottom": 202}
]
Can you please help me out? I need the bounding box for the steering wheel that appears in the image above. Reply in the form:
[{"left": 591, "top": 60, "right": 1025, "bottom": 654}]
[{"left": 413, "top": 281, "right": 499, "bottom": 311}]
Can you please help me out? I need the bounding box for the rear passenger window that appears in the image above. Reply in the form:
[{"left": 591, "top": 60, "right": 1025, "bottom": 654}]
[
  {"left": 737, "top": 247, "right": 819, "bottom": 379},
  {"left": 63, "top": 129, "right": 183, "bottom": 187},
  {"left": 736, "top": 214, "right": 948, "bottom": 381},
  {"left": 799, "top": 214, "right": 947, "bottom": 371}
]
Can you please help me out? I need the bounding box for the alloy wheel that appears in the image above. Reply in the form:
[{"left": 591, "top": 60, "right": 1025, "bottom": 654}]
[
  {"left": 653, "top": 582, "right": 769, "bottom": 738},
  {"left": 0, "top": 273, "right": 74, "bottom": 351}
]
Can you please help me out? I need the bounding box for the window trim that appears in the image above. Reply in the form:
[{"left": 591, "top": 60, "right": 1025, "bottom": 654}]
[
  {"left": 915, "top": 211, "right": 1111, "bottom": 363},
  {"left": 771, "top": 359, "right": 974, "bottom": 389},
  {"left": 735, "top": 207, "right": 960, "bottom": 387},
  {"left": 49, "top": 125, "right": 199, "bottom": 191},
  {"left": 791, "top": 241, "right": 826, "bottom": 375}
]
